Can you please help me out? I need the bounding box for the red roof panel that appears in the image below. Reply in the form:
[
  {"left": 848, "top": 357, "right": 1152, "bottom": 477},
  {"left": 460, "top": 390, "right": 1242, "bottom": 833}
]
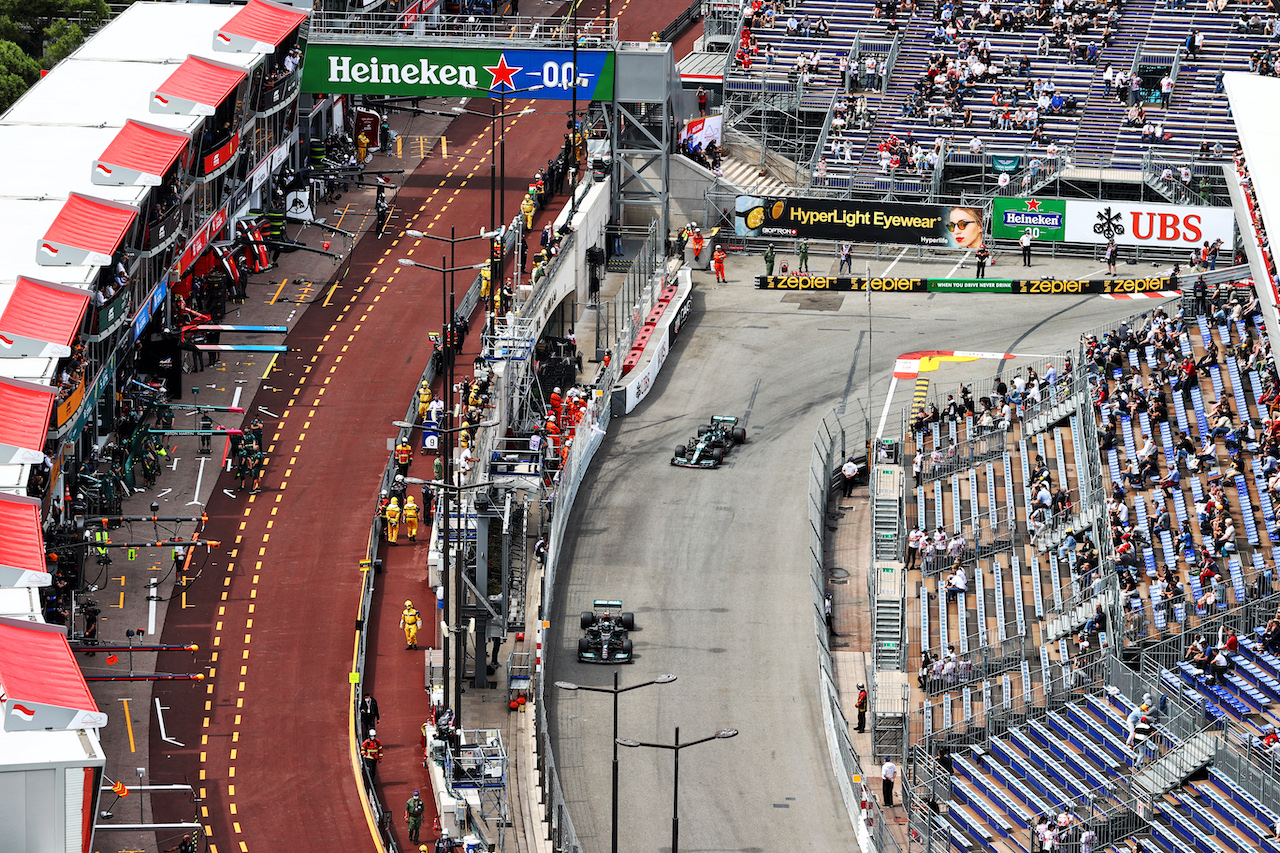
[
  {"left": 0, "top": 277, "right": 91, "bottom": 348},
  {"left": 0, "top": 377, "right": 55, "bottom": 454},
  {"left": 0, "top": 495, "right": 44, "bottom": 578},
  {"left": 154, "top": 56, "right": 248, "bottom": 110},
  {"left": 0, "top": 618, "right": 100, "bottom": 720},
  {"left": 40, "top": 193, "right": 138, "bottom": 258},
  {"left": 216, "top": 0, "right": 308, "bottom": 50},
  {"left": 95, "top": 120, "right": 190, "bottom": 182}
]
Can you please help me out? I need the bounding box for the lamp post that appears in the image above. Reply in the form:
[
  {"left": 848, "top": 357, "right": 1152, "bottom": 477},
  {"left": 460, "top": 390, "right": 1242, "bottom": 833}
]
[
  {"left": 616, "top": 727, "right": 739, "bottom": 853},
  {"left": 450, "top": 102, "right": 537, "bottom": 318},
  {"left": 396, "top": 254, "right": 490, "bottom": 721},
  {"left": 554, "top": 673, "right": 677, "bottom": 853}
]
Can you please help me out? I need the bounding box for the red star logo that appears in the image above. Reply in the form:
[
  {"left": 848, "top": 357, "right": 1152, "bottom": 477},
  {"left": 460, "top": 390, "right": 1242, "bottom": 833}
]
[
  {"left": 485, "top": 55, "right": 522, "bottom": 91},
  {"left": 1025, "top": 199, "right": 1042, "bottom": 211}
]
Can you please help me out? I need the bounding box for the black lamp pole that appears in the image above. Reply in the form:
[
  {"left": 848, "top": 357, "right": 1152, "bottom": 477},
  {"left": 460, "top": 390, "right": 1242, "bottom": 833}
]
[
  {"left": 553, "top": 672, "right": 677, "bottom": 853},
  {"left": 616, "top": 726, "right": 739, "bottom": 853}
]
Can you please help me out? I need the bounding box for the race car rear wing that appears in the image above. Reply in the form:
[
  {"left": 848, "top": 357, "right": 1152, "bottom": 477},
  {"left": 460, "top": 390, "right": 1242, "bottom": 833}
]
[
  {"left": 593, "top": 599, "right": 623, "bottom": 608},
  {"left": 711, "top": 415, "right": 739, "bottom": 424}
]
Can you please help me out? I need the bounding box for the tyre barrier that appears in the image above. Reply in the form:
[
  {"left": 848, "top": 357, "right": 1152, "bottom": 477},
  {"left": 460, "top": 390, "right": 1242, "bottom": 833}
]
[{"left": 620, "top": 282, "right": 680, "bottom": 377}]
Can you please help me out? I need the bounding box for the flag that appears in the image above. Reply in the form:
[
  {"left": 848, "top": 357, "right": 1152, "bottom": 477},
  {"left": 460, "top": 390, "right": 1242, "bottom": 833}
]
[{"left": 10, "top": 703, "right": 35, "bottom": 722}]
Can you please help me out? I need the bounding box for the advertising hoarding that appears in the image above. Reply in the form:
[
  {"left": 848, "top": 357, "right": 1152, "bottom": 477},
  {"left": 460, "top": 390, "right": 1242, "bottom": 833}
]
[
  {"left": 994, "top": 197, "right": 1235, "bottom": 248},
  {"left": 300, "top": 44, "right": 615, "bottom": 101},
  {"left": 734, "top": 196, "right": 988, "bottom": 250}
]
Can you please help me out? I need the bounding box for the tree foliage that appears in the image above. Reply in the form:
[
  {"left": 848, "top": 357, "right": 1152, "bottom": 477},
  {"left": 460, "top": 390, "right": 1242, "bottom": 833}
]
[{"left": 0, "top": 0, "right": 111, "bottom": 112}]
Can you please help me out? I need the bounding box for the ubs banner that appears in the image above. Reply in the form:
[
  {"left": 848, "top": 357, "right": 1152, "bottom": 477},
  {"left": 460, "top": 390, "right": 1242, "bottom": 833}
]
[
  {"left": 993, "top": 197, "right": 1235, "bottom": 248},
  {"left": 735, "top": 196, "right": 988, "bottom": 250}
]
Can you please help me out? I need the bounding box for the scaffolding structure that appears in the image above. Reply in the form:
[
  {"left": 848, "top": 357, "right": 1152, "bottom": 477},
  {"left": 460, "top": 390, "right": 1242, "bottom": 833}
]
[{"left": 444, "top": 727, "right": 510, "bottom": 848}]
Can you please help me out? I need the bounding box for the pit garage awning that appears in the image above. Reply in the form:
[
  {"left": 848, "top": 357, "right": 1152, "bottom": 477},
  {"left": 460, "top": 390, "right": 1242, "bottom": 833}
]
[
  {"left": 36, "top": 193, "right": 139, "bottom": 268},
  {"left": 93, "top": 120, "right": 191, "bottom": 187},
  {"left": 0, "top": 277, "right": 91, "bottom": 359},
  {"left": 0, "top": 495, "right": 50, "bottom": 589},
  {"left": 0, "top": 616, "right": 107, "bottom": 730},
  {"left": 0, "top": 376, "right": 56, "bottom": 465},
  {"left": 151, "top": 55, "right": 248, "bottom": 116},
  {"left": 214, "top": 0, "right": 309, "bottom": 54}
]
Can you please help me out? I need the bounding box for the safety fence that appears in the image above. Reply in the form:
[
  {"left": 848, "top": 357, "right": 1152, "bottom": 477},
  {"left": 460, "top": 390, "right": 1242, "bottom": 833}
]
[
  {"left": 811, "top": 409, "right": 906, "bottom": 853},
  {"left": 525, "top": 221, "right": 670, "bottom": 853},
  {"left": 658, "top": 0, "right": 704, "bottom": 42}
]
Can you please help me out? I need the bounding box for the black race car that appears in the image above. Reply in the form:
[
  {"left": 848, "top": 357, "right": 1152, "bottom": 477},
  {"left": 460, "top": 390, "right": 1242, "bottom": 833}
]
[
  {"left": 671, "top": 415, "right": 748, "bottom": 468},
  {"left": 577, "top": 600, "right": 635, "bottom": 663}
]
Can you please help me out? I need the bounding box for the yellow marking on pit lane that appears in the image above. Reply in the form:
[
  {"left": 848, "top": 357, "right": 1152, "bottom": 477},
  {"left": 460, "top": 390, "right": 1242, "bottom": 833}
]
[
  {"left": 121, "top": 698, "right": 136, "bottom": 752},
  {"left": 268, "top": 278, "right": 289, "bottom": 305}
]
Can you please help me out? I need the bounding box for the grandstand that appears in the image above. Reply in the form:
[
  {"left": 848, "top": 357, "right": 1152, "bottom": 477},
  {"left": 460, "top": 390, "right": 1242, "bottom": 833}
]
[
  {"left": 887, "top": 282, "right": 1280, "bottom": 851},
  {"left": 718, "top": 0, "right": 1279, "bottom": 198}
]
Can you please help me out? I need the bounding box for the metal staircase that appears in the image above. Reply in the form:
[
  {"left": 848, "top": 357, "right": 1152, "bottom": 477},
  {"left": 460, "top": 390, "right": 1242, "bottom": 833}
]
[
  {"left": 873, "top": 465, "right": 902, "bottom": 563},
  {"left": 506, "top": 499, "right": 528, "bottom": 632},
  {"left": 1132, "top": 730, "right": 1217, "bottom": 797}
]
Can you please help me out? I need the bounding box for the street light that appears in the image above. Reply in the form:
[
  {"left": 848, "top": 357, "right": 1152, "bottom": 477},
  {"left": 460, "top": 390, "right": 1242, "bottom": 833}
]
[
  {"left": 395, "top": 249, "right": 491, "bottom": 723},
  {"left": 554, "top": 673, "right": 677, "bottom": 853},
  {"left": 616, "top": 726, "right": 739, "bottom": 853}
]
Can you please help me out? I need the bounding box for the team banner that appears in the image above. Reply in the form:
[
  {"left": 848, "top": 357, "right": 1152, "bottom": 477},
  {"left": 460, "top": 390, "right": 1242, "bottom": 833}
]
[
  {"left": 300, "top": 43, "right": 615, "bottom": 101},
  {"left": 735, "top": 196, "right": 988, "bottom": 249},
  {"left": 994, "top": 197, "right": 1235, "bottom": 248},
  {"left": 755, "top": 276, "right": 1172, "bottom": 294},
  {"left": 680, "top": 115, "right": 722, "bottom": 148},
  {"left": 755, "top": 276, "right": 928, "bottom": 291}
]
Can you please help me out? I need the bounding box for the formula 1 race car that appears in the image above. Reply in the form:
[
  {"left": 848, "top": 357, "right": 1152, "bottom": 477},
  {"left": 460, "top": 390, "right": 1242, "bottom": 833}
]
[
  {"left": 577, "top": 600, "right": 635, "bottom": 663},
  {"left": 671, "top": 415, "right": 748, "bottom": 468}
]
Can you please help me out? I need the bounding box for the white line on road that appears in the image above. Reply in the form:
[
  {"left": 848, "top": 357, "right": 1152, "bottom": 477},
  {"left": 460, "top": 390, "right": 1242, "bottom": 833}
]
[
  {"left": 876, "top": 376, "right": 901, "bottom": 440},
  {"left": 231, "top": 386, "right": 243, "bottom": 409},
  {"left": 170, "top": 456, "right": 179, "bottom": 471},
  {"left": 882, "top": 246, "right": 910, "bottom": 277},
  {"left": 156, "top": 488, "right": 172, "bottom": 499},
  {"left": 186, "top": 457, "right": 206, "bottom": 506},
  {"left": 147, "top": 577, "right": 158, "bottom": 636},
  {"left": 945, "top": 250, "right": 972, "bottom": 279}
]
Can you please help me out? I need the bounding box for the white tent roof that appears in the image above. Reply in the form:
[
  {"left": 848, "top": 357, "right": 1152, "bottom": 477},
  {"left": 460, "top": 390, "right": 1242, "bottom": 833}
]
[
  {"left": 0, "top": 125, "right": 150, "bottom": 205},
  {"left": 1225, "top": 72, "right": 1280, "bottom": 245},
  {"left": 2, "top": 59, "right": 202, "bottom": 132},
  {"left": 69, "top": 2, "right": 252, "bottom": 65},
  {"left": 0, "top": 198, "right": 102, "bottom": 287}
]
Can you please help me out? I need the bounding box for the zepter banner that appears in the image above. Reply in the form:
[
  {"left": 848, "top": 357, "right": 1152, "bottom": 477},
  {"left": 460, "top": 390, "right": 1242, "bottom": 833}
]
[{"left": 735, "top": 196, "right": 987, "bottom": 250}]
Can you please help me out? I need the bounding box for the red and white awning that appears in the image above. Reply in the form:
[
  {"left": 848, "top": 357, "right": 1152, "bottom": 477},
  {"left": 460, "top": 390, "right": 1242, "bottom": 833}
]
[
  {"left": 0, "top": 494, "right": 50, "bottom": 588},
  {"left": 214, "top": 0, "right": 309, "bottom": 54},
  {"left": 0, "top": 277, "right": 91, "bottom": 358},
  {"left": 93, "top": 120, "right": 191, "bottom": 187},
  {"left": 151, "top": 56, "right": 248, "bottom": 117},
  {"left": 0, "top": 376, "right": 56, "bottom": 465},
  {"left": 0, "top": 616, "right": 107, "bottom": 730},
  {"left": 36, "top": 193, "right": 139, "bottom": 268}
]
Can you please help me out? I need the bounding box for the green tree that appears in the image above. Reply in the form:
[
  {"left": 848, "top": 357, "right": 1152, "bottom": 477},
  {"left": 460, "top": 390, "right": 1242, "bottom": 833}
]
[
  {"left": 0, "top": 37, "right": 39, "bottom": 113},
  {"left": 0, "top": 0, "right": 108, "bottom": 57},
  {"left": 41, "top": 19, "right": 84, "bottom": 69}
]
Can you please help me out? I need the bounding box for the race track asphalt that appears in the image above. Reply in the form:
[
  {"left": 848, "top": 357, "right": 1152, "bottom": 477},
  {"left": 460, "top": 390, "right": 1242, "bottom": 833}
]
[{"left": 545, "top": 268, "right": 1160, "bottom": 853}]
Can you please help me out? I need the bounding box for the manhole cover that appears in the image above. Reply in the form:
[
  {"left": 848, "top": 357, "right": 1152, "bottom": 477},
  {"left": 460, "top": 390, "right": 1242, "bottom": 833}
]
[{"left": 830, "top": 568, "right": 849, "bottom": 579}]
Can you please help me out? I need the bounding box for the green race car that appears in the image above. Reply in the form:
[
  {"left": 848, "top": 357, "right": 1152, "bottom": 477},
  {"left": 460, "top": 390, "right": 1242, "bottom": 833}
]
[{"left": 671, "top": 415, "right": 747, "bottom": 468}]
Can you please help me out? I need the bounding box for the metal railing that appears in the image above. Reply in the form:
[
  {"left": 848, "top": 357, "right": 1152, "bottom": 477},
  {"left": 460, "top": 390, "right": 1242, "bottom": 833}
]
[
  {"left": 658, "top": 0, "right": 704, "bottom": 42},
  {"left": 916, "top": 433, "right": 1010, "bottom": 484},
  {"left": 308, "top": 9, "right": 618, "bottom": 46}
]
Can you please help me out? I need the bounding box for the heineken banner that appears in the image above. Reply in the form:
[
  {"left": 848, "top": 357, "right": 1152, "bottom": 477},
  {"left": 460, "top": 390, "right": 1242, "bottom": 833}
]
[
  {"left": 755, "top": 275, "right": 1172, "bottom": 294},
  {"left": 992, "top": 198, "right": 1066, "bottom": 242},
  {"left": 993, "top": 197, "right": 1235, "bottom": 248},
  {"left": 300, "top": 43, "right": 615, "bottom": 101},
  {"left": 735, "top": 196, "right": 988, "bottom": 250},
  {"left": 756, "top": 275, "right": 928, "bottom": 291}
]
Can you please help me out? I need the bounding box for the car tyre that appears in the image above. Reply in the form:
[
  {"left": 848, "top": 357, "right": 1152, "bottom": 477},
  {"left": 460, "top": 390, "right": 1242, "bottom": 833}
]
[
  {"left": 578, "top": 637, "right": 591, "bottom": 658},
  {"left": 580, "top": 611, "right": 597, "bottom": 629},
  {"left": 621, "top": 638, "right": 633, "bottom": 657},
  {"left": 621, "top": 612, "right": 635, "bottom": 630},
  {"left": 674, "top": 444, "right": 686, "bottom": 460},
  {"left": 697, "top": 424, "right": 712, "bottom": 437},
  {"left": 732, "top": 427, "right": 747, "bottom": 444},
  {"left": 711, "top": 446, "right": 724, "bottom": 463}
]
